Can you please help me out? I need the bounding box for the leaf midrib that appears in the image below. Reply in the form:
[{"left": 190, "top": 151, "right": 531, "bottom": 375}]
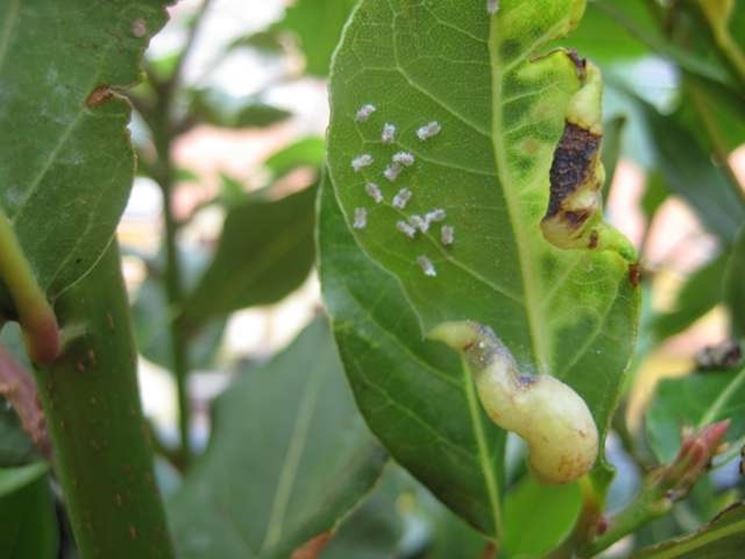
[
  {"left": 261, "top": 363, "right": 326, "bottom": 552},
  {"left": 488, "top": 18, "right": 566, "bottom": 376},
  {"left": 0, "top": 0, "right": 19, "bottom": 74}
]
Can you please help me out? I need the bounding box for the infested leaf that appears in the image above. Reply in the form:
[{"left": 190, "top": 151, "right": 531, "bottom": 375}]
[{"left": 322, "top": 0, "right": 639, "bottom": 534}]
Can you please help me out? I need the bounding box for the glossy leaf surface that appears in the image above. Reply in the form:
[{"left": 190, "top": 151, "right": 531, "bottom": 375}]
[{"left": 168, "top": 318, "right": 386, "bottom": 559}]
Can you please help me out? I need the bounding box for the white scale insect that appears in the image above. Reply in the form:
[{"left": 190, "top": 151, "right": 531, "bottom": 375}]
[
  {"left": 381, "top": 123, "right": 396, "bottom": 144},
  {"left": 384, "top": 162, "right": 402, "bottom": 182},
  {"left": 392, "top": 151, "right": 415, "bottom": 166},
  {"left": 425, "top": 208, "right": 446, "bottom": 223},
  {"left": 351, "top": 154, "right": 374, "bottom": 173},
  {"left": 408, "top": 214, "right": 429, "bottom": 233},
  {"left": 396, "top": 220, "right": 417, "bottom": 239},
  {"left": 392, "top": 188, "right": 412, "bottom": 209},
  {"left": 417, "top": 255, "right": 437, "bottom": 277},
  {"left": 441, "top": 225, "right": 454, "bottom": 246},
  {"left": 416, "top": 121, "right": 442, "bottom": 141},
  {"left": 365, "top": 182, "right": 383, "bottom": 203},
  {"left": 486, "top": 0, "right": 500, "bottom": 15},
  {"left": 355, "top": 103, "right": 376, "bottom": 122},
  {"left": 353, "top": 207, "right": 367, "bottom": 229}
]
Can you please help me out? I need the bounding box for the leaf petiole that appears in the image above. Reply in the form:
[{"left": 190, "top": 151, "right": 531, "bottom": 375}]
[{"left": 0, "top": 209, "right": 59, "bottom": 364}]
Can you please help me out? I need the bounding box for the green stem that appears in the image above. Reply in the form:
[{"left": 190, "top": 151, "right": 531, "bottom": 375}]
[
  {"left": 148, "top": 0, "right": 214, "bottom": 466},
  {"left": 161, "top": 177, "right": 192, "bottom": 464},
  {"left": 581, "top": 483, "right": 671, "bottom": 557},
  {"left": 0, "top": 209, "right": 59, "bottom": 364},
  {"left": 34, "top": 243, "right": 174, "bottom": 558}
]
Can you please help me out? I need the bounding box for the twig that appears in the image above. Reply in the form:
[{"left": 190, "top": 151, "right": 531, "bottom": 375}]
[
  {"left": 581, "top": 421, "right": 730, "bottom": 556},
  {"left": 0, "top": 344, "right": 51, "bottom": 458},
  {"left": 149, "top": 0, "right": 215, "bottom": 466}
]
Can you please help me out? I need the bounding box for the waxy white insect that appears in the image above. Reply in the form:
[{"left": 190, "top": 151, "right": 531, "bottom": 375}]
[
  {"left": 425, "top": 208, "right": 447, "bottom": 223},
  {"left": 352, "top": 154, "right": 374, "bottom": 173},
  {"left": 353, "top": 207, "right": 367, "bottom": 229},
  {"left": 408, "top": 214, "right": 429, "bottom": 233},
  {"left": 392, "top": 188, "right": 412, "bottom": 209},
  {"left": 416, "top": 121, "right": 442, "bottom": 141},
  {"left": 365, "top": 182, "right": 383, "bottom": 203},
  {"left": 396, "top": 220, "right": 417, "bottom": 239},
  {"left": 384, "top": 162, "right": 402, "bottom": 182},
  {"left": 393, "top": 151, "right": 415, "bottom": 166},
  {"left": 441, "top": 225, "right": 455, "bottom": 246},
  {"left": 382, "top": 123, "right": 396, "bottom": 144},
  {"left": 487, "top": 0, "right": 500, "bottom": 15},
  {"left": 355, "top": 104, "right": 376, "bottom": 122},
  {"left": 417, "top": 255, "right": 437, "bottom": 277}
]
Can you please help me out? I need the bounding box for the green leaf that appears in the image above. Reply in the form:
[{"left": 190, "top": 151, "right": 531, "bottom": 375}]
[
  {"left": 189, "top": 89, "right": 291, "bottom": 129},
  {"left": 324, "top": 0, "right": 639, "bottom": 532},
  {"left": 168, "top": 318, "right": 386, "bottom": 559},
  {"left": 0, "top": 0, "right": 169, "bottom": 311},
  {"left": 637, "top": 99, "right": 745, "bottom": 244},
  {"left": 562, "top": 0, "right": 651, "bottom": 63},
  {"left": 321, "top": 466, "right": 407, "bottom": 559},
  {"left": 0, "top": 402, "right": 36, "bottom": 467},
  {"left": 264, "top": 137, "right": 325, "bottom": 180},
  {"left": 634, "top": 502, "right": 745, "bottom": 559},
  {"left": 502, "top": 475, "right": 581, "bottom": 558},
  {"left": 185, "top": 184, "right": 317, "bottom": 324},
  {"left": 0, "top": 464, "right": 57, "bottom": 559},
  {"left": 323, "top": 463, "right": 488, "bottom": 559},
  {"left": 0, "top": 462, "right": 46, "bottom": 497},
  {"left": 218, "top": 173, "right": 247, "bottom": 206},
  {"left": 652, "top": 253, "right": 729, "bottom": 341},
  {"left": 132, "top": 276, "right": 225, "bottom": 372},
  {"left": 229, "top": 29, "right": 285, "bottom": 56},
  {"left": 641, "top": 172, "right": 669, "bottom": 221},
  {"left": 601, "top": 115, "right": 626, "bottom": 199},
  {"left": 587, "top": 0, "right": 733, "bottom": 88},
  {"left": 319, "top": 182, "right": 506, "bottom": 535},
  {"left": 646, "top": 367, "right": 745, "bottom": 463},
  {"left": 724, "top": 225, "right": 745, "bottom": 336},
  {"left": 276, "top": 0, "right": 357, "bottom": 77},
  {"left": 681, "top": 78, "right": 745, "bottom": 155}
]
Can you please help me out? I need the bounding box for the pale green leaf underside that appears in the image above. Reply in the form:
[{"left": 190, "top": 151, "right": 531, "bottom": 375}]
[
  {"left": 324, "top": 0, "right": 639, "bottom": 534},
  {"left": 0, "top": 0, "right": 167, "bottom": 311}
]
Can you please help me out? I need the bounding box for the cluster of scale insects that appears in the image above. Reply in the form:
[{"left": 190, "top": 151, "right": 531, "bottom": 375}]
[{"left": 350, "top": 104, "right": 452, "bottom": 278}]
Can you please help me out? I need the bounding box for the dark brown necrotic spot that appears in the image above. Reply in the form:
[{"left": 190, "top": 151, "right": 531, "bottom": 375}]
[
  {"left": 566, "top": 49, "right": 587, "bottom": 80},
  {"left": 545, "top": 121, "right": 601, "bottom": 218}
]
